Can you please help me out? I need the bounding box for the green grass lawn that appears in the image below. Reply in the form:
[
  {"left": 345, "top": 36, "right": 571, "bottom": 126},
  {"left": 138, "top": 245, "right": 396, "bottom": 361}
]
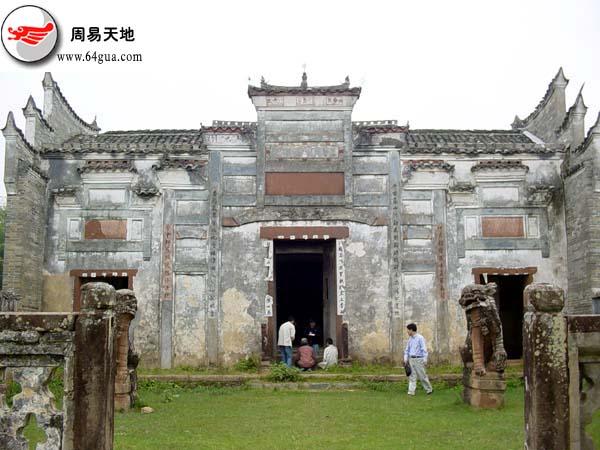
[
  {"left": 114, "top": 383, "right": 525, "bottom": 450},
  {"left": 138, "top": 361, "right": 523, "bottom": 378}
]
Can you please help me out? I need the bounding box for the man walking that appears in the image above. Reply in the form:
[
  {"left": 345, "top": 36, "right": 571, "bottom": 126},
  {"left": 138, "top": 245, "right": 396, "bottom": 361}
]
[
  {"left": 278, "top": 316, "right": 295, "bottom": 367},
  {"left": 403, "top": 323, "right": 433, "bottom": 395}
]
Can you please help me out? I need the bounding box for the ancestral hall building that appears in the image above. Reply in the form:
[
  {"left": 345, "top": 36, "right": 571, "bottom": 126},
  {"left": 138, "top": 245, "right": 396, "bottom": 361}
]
[{"left": 2, "top": 70, "right": 599, "bottom": 367}]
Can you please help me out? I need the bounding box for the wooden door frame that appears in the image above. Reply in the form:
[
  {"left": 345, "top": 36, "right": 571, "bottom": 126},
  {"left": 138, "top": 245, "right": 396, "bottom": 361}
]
[
  {"left": 261, "top": 227, "right": 349, "bottom": 360},
  {"left": 70, "top": 269, "right": 138, "bottom": 311}
]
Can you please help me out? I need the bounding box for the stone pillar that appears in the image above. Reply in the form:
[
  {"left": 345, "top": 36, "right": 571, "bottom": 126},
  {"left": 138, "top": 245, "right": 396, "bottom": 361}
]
[
  {"left": 72, "top": 282, "right": 118, "bottom": 450},
  {"left": 523, "top": 283, "right": 569, "bottom": 450},
  {"left": 470, "top": 308, "right": 485, "bottom": 376},
  {"left": 114, "top": 289, "right": 138, "bottom": 411}
]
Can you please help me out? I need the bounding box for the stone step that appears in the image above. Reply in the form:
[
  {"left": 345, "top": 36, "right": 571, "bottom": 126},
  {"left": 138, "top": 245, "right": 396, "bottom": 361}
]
[{"left": 137, "top": 372, "right": 497, "bottom": 387}]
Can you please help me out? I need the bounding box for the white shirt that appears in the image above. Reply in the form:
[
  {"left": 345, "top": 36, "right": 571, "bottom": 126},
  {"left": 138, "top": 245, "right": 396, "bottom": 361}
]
[
  {"left": 277, "top": 321, "right": 295, "bottom": 347},
  {"left": 322, "top": 345, "right": 339, "bottom": 368}
]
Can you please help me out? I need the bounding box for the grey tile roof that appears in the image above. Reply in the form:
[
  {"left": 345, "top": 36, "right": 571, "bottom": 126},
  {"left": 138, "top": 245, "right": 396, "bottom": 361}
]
[
  {"left": 78, "top": 159, "right": 136, "bottom": 173},
  {"left": 401, "top": 129, "right": 559, "bottom": 155},
  {"left": 43, "top": 129, "right": 206, "bottom": 154},
  {"left": 66, "top": 129, "right": 204, "bottom": 145},
  {"left": 471, "top": 160, "right": 529, "bottom": 172},
  {"left": 407, "top": 129, "right": 534, "bottom": 145},
  {"left": 354, "top": 120, "right": 409, "bottom": 134}
]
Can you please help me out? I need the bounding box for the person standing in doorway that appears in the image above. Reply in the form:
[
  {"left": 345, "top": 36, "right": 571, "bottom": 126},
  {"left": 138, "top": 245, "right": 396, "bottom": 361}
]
[
  {"left": 403, "top": 323, "right": 433, "bottom": 395},
  {"left": 278, "top": 316, "right": 296, "bottom": 367},
  {"left": 305, "top": 319, "right": 321, "bottom": 356}
]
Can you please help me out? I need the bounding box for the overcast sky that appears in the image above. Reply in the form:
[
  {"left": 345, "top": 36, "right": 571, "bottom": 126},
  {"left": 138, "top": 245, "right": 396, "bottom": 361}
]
[{"left": 1, "top": 0, "right": 599, "bottom": 197}]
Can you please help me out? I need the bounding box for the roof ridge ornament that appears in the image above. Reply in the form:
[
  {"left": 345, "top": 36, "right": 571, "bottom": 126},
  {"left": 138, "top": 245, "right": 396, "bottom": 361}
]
[
  {"left": 572, "top": 111, "right": 600, "bottom": 155},
  {"left": 301, "top": 71, "right": 308, "bottom": 89},
  {"left": 553, "top": 67, "right": 569, "bottom": 89},
  {"left": 2, "top": 111, "right": 18, "bottom": 134},
  {"left": 556, "top": 83, "right": 587, "bottom": 137},
  {"left": 2, "top": 111, "right": 37, "bottom": 152},
  {"left": 42, "top": 72, "right": 100, "bottom": 133},
  {"left": 514, "top": 68, "right": 569, "bottom": 129},
  {"left": 574, "top": 84, "right": 587, "bottom": 114}
]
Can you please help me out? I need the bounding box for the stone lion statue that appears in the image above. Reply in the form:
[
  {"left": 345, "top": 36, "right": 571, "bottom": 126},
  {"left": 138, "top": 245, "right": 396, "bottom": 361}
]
[{"left": 459, "top": 283, "right": 507, "bottom": 376}]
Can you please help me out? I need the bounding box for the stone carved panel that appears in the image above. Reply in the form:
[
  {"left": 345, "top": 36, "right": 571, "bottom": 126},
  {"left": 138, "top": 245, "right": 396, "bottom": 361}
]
[
  {"left": 390, "top": 183, "right": 401, "bottom": 318},
  {"left": 266, "top": 96, "right": 284, "bottom": 106},
  {"left": 353, "top": 175, "right": 387, "bottom": 194},
  {"left": 265, "top": 120, "right": 344, "bottom": 143},
  {"left": 296, "top": 96, "right": 314, "bottom": 106},
  {"left": 1, "top": 366, "right": 63, "bottom": 449},
  {"left": 68, "top": 218, "right": 82, "bottom": 240},
  {"left": 264, "top": 240, "right": 273, "bottom": 281},
  {"left": 336, "top": 240, "right": 346, "bottom": 315},
  {"left": 161, "top": 225, "right": 174, "bottom": 302},
  {"left": 223, "top": 176, "right": 256, "bottom": 195},
  {"left": 265, "top": 294, "right": 273, "bottom": 317},
  {"left": 88, "top": 188, "right": 126, "bottom": 205},
  {"left": 326, "top": 96, "right": 344, "bottom": 106},
  {"left": 434, "top": 224, "right": 448, "bottom": 302},
  {"left": 481, "top": 187, "right": 519, "bottom": 203},
  {"left": 206, "top": 188, "right": 220, "bottom": 319},
  {"left": 266, "top": 143, "right": 341, "bottom": 159}
]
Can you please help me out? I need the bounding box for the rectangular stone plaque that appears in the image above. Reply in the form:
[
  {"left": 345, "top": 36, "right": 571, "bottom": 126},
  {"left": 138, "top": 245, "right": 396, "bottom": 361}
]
[
  {"left": 481, "top": 216, "right": 524, "bottom": 238},
  {"left": 88, "top": 188, "right": 126, "bottom": 205},
  {"left": 128, "top": 219, "right": 143, "bottom": 241},
  {"left": 68, "top": 218, "right": 82, "bottom": 240},
  {"left": 265, "top": 172, "right": 345, "bottom": 195},
  {"left": 353, "top": 175, "right": 386, "bottom": 194},
  {"left": 481, "top": 187, "right": 519, "bottom": 202},
  {"left": 84, "top": 220, "right": 127, "bottom": 240}
]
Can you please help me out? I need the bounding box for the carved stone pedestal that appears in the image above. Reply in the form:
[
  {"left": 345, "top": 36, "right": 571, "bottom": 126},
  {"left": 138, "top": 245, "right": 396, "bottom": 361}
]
[{"left": 462, "top": 367, "right": 506, "bottom": 409}]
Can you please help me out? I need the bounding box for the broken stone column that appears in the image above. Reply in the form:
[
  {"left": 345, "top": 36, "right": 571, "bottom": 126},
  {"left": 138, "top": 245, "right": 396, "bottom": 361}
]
[
  {"left": 523, "top": 283, "right": 569, "bottom": 450},
  {"left": 72, "top": 282, "right": 118, "bottom": 450},
  {"left": 459, "top": 283, "right": 507, "bottom": 408},
  {"left": 114, "top": 289, "right": 138, "bottom": 411}
]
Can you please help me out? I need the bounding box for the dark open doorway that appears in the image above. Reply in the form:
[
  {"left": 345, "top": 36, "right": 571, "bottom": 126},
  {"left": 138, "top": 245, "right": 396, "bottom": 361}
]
[
  {"left": 274, "top": 240, "right": 337, "bottom": 353},
  {"left": 276, "top": 252, "right": 323, "bottom": 346},
  {"left": 477, "top": 273, "right": 529, "bottom": 360}
]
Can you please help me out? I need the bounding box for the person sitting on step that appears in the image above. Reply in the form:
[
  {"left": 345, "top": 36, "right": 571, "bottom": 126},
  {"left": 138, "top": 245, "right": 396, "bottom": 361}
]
[
  {"left": 318, "top": 338, "right": 338, "bottom": 370},
  {"left": 295, "top": 337, "right": 316, "bottom": 371}
]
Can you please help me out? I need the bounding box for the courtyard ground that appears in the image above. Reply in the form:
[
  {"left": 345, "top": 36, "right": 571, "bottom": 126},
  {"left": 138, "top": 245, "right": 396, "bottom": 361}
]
[{"left": 114, "top": 382, "right": 525, "bottom": 450}]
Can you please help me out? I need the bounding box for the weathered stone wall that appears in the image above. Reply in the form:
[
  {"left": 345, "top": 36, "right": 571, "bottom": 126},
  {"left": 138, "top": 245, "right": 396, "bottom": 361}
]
[
  {"left": 42, "top": 158, "right": 165, "bottom": 367},
  {"left": 219, "top": 222, "right": 262, "bottom": 366},
  {"left": 344, "top": 223, "right": 390, "bottom": 362},
  {"left": 2, "top": 147, "right": 48, "bottom": 311},
  {"left": 565, "top": 165, "right": 592, "bottom": 313},
  {"left": 564, "top": 113, "right": 600, "bottom": 314}
]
